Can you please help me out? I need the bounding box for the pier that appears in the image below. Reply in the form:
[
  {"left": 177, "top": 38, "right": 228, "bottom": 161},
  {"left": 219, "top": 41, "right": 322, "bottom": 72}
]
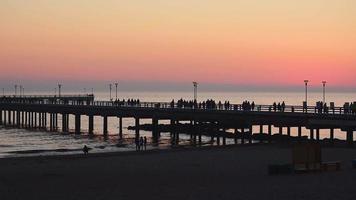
[{"left": 0, "top": 95, "right": 356, "bottom": 147}]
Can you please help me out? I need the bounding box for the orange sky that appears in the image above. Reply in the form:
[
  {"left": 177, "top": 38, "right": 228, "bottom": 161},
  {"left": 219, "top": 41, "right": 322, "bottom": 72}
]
[{"left": 0, "top": 0, "right": 355, "bottom": 87}]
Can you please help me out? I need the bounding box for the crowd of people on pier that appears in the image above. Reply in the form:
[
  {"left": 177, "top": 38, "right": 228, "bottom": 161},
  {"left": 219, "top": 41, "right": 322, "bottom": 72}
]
[
  {"left": 272, "top": 102, "right": 286, "bottom": 112},
  {"left": 171, "top": 99, "right": 233, "bottom": 110},
  {"left": 113, "top": 99, "right": 141, "bottom": 106}
]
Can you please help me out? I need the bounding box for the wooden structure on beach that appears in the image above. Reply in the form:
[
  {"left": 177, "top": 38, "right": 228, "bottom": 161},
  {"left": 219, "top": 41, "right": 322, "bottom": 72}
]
[{"left": 0, "top": 95, "right": 356, "bottom": 147}]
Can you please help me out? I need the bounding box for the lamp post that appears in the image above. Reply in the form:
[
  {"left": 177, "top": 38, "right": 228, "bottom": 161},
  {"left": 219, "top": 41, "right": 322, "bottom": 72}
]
[
  {"left": 115, "top": 82, "right": 118, "bottom": 100},
  {"left": 193, "top": 82, "right": 198, "bottom": 101},
  {"left": 322, "top": 81, "right": 326, "bottom": 104},
  {"left": 109, "top": 84, "right": 112, "bottom": 101},
  {"left": 304, "top": 80, "right": 309, "bottom": 106},
  {"left": 19, "top": 85, "right": 22, "bottom": 97},
  {"left": 58, "top": 84, "right": 62, "bottom": 97},
  {"left": 2, "top": 88, "right": 4, "bottom": 96},
  {"left": 14, "top": 85, "right": 17, "bottom": 96}
]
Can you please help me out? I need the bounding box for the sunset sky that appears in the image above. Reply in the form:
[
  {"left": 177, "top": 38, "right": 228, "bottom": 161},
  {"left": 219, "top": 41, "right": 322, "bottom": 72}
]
[{"left": 0, "top": 0, "right": 355, "bottom": 89}]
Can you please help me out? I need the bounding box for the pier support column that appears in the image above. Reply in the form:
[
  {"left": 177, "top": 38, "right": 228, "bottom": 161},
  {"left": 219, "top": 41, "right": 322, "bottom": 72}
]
[
  {"left": 222, "top": 128, "right": 226, "bottom": 145},
  {"left": 134, "top": 117, "right": 139, "bottom": 139},
  {"left": 330, "top": 129, "right": 334, "bottom": 145},
  {"left": 3, "top": 110, "right": 6, "bottom": 126},
  {"left": 175, "top": 121, "right": 179, "bottom": 144},
  {"left": 21, "top": 111, "right": 25, "bottom": 128},
  {"left": 31, "top": 112, "right": 34, "bottom": 128},
  {"left": 62, "top": 114, "right": 67, "bottom": 132},
  {"left": 241, "top": 128, "right": 245, "bottom": 144},
  {"left": 0, "top": 110, "right": 3, "bottom": 125},
  {"left": 75, "top": 114, "right": 81, "bottom": 134},
  {"left": 103, "top": 116, "right": 108, "bottom": 136},
  {"left": 346, "top": 130, "right": 354, "bottom": 147},
  {"left": 198, "top": 122, "right": 202, "bottom": 145},
  {"left": 287, "top": 127, "right": 291, "bottom": 137},
  {"left": 234, "top": 128, "right": 238, "bottom": 144},
  {"left": 88, "top": 115, "right": 94, "bottom": 135},
  {"left": 316, "top": 129, "right": 320, "bottom": 141},
  {"left": 49, "top": 113, "right": 53, "bottom": 131},
  {"left": 152, "top": 118, "right": 158, "bottom": 142},
  {"left": 8, "top": 110, "right": 11, "bottom": 126},
  {"left": 12, "top": 111, "right": 15, "bottom": 127},
  {"left": 119, "top": 117, "right": 123, "bottom": 139},
  {"left": 298, "top": 127, "right": 302, "bottom": 139},
  {"left": 16, "top": 111, "right": 20, "bottom": 127},
  {"left": 55, "top": 114, "right": 58, "bottom": 131},
  {"left": 279, "top": 127, "right": 283, "bottom": 135},
  {"left": 310, "top": 129, "right": 314, "bottom": 140},
  {"left": 249, "top": 125, "right": 253, "bottom": 144},
  {"left": 268, "top": 125, "right": 272, "bottom": 143},
  {"left": 34, "top": 112, "right": 37, "bottom": 128}
]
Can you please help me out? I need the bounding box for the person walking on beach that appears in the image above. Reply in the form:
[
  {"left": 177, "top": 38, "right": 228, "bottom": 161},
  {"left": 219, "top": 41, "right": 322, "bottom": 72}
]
[
  {"left": 135, "top": 137, "right": 139, "bottom": 151},
  {"left": 139, "top": 137, "right": 144, "bottom": 151},
  {"left": 144, "top": 136, "right": 147, "bottom": 150},
  {"left": 83, "top": 145, "right": 89, "bottom": 155}
]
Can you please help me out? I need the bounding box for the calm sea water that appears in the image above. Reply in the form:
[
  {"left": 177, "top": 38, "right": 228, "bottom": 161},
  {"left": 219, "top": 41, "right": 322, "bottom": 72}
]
[{"left": 0, "top": 91, "right": 355, "bottom": 158}]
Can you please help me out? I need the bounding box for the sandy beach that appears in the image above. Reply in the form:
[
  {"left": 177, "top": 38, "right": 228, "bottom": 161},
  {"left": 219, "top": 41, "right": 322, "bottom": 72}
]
[{"left": 0, "top": 144, "right": 356, "bottom": 200}]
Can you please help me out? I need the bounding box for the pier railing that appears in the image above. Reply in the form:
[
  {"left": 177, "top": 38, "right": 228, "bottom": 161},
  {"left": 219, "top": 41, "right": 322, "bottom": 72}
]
[{"left": 0, "top": 97, "right": 355, "bottom": 116}]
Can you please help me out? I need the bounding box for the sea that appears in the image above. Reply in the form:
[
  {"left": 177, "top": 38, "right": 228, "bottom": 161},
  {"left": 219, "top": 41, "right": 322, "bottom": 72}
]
[{"left": 0, "top": 91, "right": 355, "bottom": 158}]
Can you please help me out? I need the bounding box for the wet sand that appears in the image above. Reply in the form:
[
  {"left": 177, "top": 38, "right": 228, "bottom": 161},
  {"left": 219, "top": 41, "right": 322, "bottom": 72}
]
[{"left": 0, "top": 145, "right": 356, "bottom": 200}]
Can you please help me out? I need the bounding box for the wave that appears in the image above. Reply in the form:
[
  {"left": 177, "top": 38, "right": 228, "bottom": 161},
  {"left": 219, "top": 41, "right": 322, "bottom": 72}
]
[{"left": 7, "top": 148, "right": 81, "bottom": 155}]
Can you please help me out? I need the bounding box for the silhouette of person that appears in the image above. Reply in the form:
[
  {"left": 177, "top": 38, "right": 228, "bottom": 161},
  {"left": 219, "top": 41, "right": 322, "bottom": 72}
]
[
  {"left": 139, "top": 137, "right": 144, "bottom": 151},
  {"left": 83, "top": 145, "right": 89, "bottom": 155},
  {"left": 144, "top": 136, "right": 147, "bottom": 150}
]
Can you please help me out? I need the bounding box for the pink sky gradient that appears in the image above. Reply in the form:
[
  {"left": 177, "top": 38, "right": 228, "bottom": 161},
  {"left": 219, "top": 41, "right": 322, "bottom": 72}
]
[{"left": 0, "top": 0, "right": 355, "bottom": 87}]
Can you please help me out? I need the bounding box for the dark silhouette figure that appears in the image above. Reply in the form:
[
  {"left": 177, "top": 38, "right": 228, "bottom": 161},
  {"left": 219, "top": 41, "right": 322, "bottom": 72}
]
[
  {"left": 83, "top": 145, "right": 89, "bottom": 155},
  {"left": 144, "top": 136, "right": 147, "bottom": 150},
  {"left": 139, "top": 137, "right": 144, "bottom": 151},
  {"left": 135, "top": 137, "right": 139, "bottom": 151}
]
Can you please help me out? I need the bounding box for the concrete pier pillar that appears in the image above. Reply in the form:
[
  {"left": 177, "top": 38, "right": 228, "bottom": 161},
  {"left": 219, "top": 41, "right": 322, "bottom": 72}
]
[
  {"left": 260, "top": 125, "right": 263, "bottom": 134},
  {"left": 88, "top": 115, "right": 94, "bottom": 135},
  {"left": 0, "top": 110, "right": 2, "bottom": 125},
  {"left": 310, "top": 129, "right": 314, "bottom": 140},
  {"left": 249, "top": 125, "right": 253, "bottom": 143},
  {"left": 55, "top": 114, "right": 58, "bottom": 131},
  {"left": 330, "top": 129, "right": 334, "bottom": 145},
  {"left": 62, "top": 114, "right": 67, "bottom": 132},
  {"left": 279, "top": 127, "right": 283, "bottom": 135},
  {"left": 134, "top": 117, "right": 139, "bottom": 139},
  {"left": 12, "top": 111, "right": 15, "bottom": 127},
  {"left": 316, "top": 129, "right": 320, "bottom": 141},
  {"left": 346, "top": 130, "right": 353, "bottom": 147},
  {"left": 234, "top": 128, "right": 238, "bottom": 144},
  {"left": 3, "top": 110, "right": 6, "bottom": 126},
  {"left": 34, "top": 112, "right": 37, "bottom": 128},
  {"left": 103, "top": 116, "right": 108, "bottom": 136},
  {"left": 298, "top": 126, "right": 302, "bottom": 139},
  {"left": 31, "top": 112, "right": 34, "bottom": 128},
  {"left": 222, "top": 129, "right": 226, "bottom": 145},
  {"left": 8, "top": 110, "right": 11, "bottom": 126},
  {"left": 119, "top": 117, "right": 123, "bottom": 139},
  {"left": 49, "top": 113, "right": 53, "bottom": 131},
  {"left": 152, "top": 118, "right": 158, "bottom": 141},
  {"left": 287, "top": 127, "right": 291, "bottom": 137},
  {"left": 16, "top": 111, "right": 20, "bottom": 127},
  {"left": 21, "top": 111, "right": 24, "bottom": 128},
  {"left": 241, "top": 128, "right": 245, "bottom": 144},
  {"left": 75, "top": 114, "right": 81, "bottom": 134},
  {"left": 268, "top": 125, "right": 272, "bottom": 143}
]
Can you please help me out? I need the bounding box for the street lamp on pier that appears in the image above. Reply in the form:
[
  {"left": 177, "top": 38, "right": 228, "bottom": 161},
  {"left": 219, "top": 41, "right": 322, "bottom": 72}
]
[
  {"left": 304, "top": 80, "right": 309, "bottom": 106},
  {"left": 58, "top": 84, "right": 62, "bottom": 97},
  {"left": 193, "top": 82, "right": 198, "bottom": 101},
  {"left": 115, "top": 82, "right": 118, "bottom": 100},
  {"left": 14, "top": 85, "right": 17, "bottom": 96},
  {"left": 322, "top": 81, "right": 327, "bottom": 104},
  {"left": 109, "top": 84, "right": 112, "bottom": 101}
]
